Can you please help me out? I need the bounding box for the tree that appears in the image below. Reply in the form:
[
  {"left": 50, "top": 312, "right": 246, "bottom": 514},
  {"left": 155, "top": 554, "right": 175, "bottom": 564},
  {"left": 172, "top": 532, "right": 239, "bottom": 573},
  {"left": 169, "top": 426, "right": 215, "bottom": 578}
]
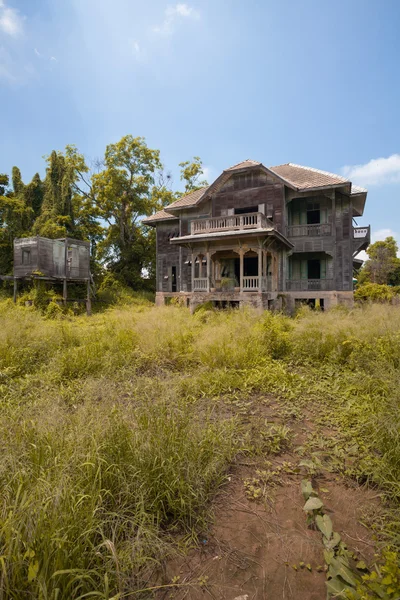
[
  {"left": 32, "top": 151, "right": 76, "bottom": 238},
  {"left": 358, "top": 236, "right": 400, "bottom": 285},
  {"left": 0, "top": 171, "right": 38, "bottom": 274},
  {"left": 179, "top": 156, "right": 208, "bottom": 193},
  {"left": 91, "top": 135, "right": 162, "bottom": 287}
]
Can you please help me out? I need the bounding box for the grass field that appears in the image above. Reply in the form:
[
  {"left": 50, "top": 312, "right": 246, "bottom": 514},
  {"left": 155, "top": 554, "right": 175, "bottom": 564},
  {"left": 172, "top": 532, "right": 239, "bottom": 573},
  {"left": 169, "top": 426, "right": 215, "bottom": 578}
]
[{"left": 0, "top": 299, "right": 399, "bottom": 599}]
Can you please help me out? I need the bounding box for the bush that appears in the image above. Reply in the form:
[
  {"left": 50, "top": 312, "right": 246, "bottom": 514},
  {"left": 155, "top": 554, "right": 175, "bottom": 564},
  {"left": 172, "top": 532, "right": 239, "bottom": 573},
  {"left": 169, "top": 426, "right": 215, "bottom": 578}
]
[{"left": 354, "top": 282, "right": 396, "bottom": 303}]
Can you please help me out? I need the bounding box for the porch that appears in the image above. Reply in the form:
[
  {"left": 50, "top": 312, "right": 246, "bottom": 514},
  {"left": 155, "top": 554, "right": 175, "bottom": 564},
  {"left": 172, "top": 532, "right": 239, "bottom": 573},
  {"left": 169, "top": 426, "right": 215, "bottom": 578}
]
[{"left": 191, "top": 247, "right": 277, "bottom": 293}]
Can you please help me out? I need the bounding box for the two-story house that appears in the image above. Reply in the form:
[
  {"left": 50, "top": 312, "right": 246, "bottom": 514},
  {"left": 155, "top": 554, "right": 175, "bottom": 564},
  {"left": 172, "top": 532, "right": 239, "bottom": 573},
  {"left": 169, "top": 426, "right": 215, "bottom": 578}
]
[{"left": 143, "top": 160, "right": 370, "bottom": 312}]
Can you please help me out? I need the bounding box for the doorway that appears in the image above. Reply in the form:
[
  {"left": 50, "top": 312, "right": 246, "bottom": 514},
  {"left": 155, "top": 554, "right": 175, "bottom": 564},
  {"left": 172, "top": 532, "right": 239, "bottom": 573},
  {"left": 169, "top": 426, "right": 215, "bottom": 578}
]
[
  {"left": 171, "top": 266, "right": 177, "bottom": 292},
  {"left": 308, "top": 259, "right": 320, "bottom": 279}
]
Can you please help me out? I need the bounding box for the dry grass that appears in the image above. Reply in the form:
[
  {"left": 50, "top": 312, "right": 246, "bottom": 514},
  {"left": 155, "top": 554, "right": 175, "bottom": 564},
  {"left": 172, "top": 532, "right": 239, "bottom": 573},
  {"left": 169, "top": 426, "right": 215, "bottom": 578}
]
[{"left": 0, "top": 300, "right": 400, "bottom": 598}]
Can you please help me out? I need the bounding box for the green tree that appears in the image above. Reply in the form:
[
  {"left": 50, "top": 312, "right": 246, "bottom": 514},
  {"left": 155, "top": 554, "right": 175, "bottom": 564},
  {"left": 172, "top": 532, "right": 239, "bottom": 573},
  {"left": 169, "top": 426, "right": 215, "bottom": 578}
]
[
  {"left": 32, "top": 151, "right": 76, "bottom": 238},
  {"left": 0, "top": 171, "right": 37, "bottom": 274},
  {"left": 92, "top": 135, "right": 162, "bottom": 287},
  {"left": 358, "top": 236, "right": 400, "bottom": 285},
  {"left": 179, "top": 156, "right": 208, "bottom": 193}
]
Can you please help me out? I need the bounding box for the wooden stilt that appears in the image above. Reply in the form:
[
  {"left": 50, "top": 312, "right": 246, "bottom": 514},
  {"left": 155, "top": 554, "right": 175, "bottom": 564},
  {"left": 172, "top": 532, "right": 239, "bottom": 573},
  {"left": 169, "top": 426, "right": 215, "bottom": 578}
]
[
  {"left": 63, "top": 278, "right": 67, "bottom": 306},
  {"left": 86, "top": 279, "right": 92, "bottom": 316},
  {"left": 13, "top": 278, "right": 17, "bottom": 303}
]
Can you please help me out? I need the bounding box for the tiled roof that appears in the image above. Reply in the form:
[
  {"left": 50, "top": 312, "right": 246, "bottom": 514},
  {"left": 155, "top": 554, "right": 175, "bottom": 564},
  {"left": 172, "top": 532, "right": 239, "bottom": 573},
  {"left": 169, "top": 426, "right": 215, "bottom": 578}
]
[
  {"left": 166, "top": 186, "right": 210, "bottom": 210},
  {"left": 269, "top": 163, "right": 350, "bottom": 190},
  {"left": 142, "top": 209, "right": 178, "bottom": 224},
  {"left": 145, "top": 162, "right": 367, "bottom": 220},
  {"left": 226, "top": 159, "right": 262, "bottom": 171}
]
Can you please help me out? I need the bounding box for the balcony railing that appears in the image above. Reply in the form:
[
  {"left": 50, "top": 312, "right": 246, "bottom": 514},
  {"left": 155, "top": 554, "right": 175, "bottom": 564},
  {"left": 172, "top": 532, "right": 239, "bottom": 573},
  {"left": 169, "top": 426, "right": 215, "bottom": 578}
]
[
  {"left": 191, "top": 212, "right": 273, "bottom": 235},
  {"left": 353, "top": 226, "right": 370, "bottom": 239},
  {"left": 286, "top": 279, "right": 334, "bottom": 291},
  {"left": 286, "top": 223, "right": 332, "bottom": 237}
]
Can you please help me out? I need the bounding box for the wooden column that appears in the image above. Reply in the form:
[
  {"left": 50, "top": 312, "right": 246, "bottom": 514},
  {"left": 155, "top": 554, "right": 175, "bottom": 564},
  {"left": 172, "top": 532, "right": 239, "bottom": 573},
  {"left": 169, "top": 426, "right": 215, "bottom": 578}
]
[
  {"left": 191, "top": 252, "right": 195, "bottom": 292},
  {"left": 206, "top": 251, "right": 210, "bottom": 292},
  {"left": 86, "top": 279, "right": 92, "bottom": 316},
  {"left": 239, "top": 249, "right": 244, "bottom": 292},
  {"left": 63, "top": 278, "right": 67, "bottom": 306},
  {"left": 13, "top": 278, "right": 17, "bottom": 303},
  {"left": 258, "top": 247, "right": 262, "bottom": 291}
]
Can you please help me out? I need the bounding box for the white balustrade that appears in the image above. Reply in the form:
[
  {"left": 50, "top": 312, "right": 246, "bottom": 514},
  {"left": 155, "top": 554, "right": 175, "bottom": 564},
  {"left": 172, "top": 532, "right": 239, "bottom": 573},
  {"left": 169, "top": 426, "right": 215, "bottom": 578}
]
[
  {"left": 191, "top": 212, "right": 272, "bottom": 235},
  {"left": 242, "top": 276, "right": 259, "bottom": 291},
  {"left": 193, "top": 278, "right": 208, "bottom": 291}
]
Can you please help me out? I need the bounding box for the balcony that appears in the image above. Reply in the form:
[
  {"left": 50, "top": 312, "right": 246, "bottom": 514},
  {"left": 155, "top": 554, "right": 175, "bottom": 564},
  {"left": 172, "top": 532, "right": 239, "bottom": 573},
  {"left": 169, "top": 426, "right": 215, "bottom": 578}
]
[
  {"left": 352, "top": 225, "right": 370, "bottom": 255},
  {"left": 286, "top": 223, "right": 332, "bottom": 237},
  {"left": 190, "top": 212, "right": 273, "bottom": 236},
  {"left": 286, "top": 279, "right": 334, "bottom": 291}
]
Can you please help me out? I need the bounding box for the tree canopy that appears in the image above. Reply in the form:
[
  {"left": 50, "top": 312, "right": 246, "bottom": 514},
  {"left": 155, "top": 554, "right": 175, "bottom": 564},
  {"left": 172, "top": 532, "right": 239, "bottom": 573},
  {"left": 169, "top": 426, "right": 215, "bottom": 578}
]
[
  {"left": 0, "top": 137, "right": 208, "bottom": 290},
  {"left": 357, "top": 236, "right": 400, "bottom": 286}
]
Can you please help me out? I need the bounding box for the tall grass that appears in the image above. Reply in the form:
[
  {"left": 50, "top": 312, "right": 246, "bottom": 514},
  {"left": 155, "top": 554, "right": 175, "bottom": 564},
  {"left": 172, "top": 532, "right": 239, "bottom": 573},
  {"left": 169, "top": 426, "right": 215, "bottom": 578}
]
[{"left": 0, "top": 300, "right": 400, "bottom": 597}]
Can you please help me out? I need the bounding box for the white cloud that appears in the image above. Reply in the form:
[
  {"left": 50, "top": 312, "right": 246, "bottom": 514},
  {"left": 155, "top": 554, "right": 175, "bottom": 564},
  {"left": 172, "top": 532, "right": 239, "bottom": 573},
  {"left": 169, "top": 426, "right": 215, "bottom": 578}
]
[
  {"left": 34, "top": 47, "right": 41, "bottom": 57},
  {"left": 153, "top": 3, "right": 200, "bottom": 35},
  {"left": 342, "top": 154, "right": 400, "bottom": 186},
  {"left": 0, "top": 2, "right": 23, "bottom": 37}
]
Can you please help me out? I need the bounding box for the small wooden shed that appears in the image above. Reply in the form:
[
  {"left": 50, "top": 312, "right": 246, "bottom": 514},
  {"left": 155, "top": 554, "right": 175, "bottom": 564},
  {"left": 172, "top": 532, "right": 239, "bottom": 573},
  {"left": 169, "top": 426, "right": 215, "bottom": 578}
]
[
  {"left": 13, "top": 237, "right": 90, "bottom": 280},
  {"left": 11, "top": 236, "right": 93, "bottom": 313}
]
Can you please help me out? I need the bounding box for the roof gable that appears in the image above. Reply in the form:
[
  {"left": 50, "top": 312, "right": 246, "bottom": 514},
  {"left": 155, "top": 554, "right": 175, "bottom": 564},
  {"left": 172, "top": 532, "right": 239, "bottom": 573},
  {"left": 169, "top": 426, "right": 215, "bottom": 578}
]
[{"left": 143, "top": 160, "right": 368, "bottom": 223}]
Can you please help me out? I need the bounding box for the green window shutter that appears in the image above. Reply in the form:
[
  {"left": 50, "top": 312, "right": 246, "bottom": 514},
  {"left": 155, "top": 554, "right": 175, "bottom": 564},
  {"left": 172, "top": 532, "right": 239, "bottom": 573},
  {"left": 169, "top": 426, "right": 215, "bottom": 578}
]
[
  {"left": 300, "top": 200, "right": 307, "bottom": 225},
  {"left": 301, "top": 260, "right": 307, "bottom": 280},
  {"left": 321, "top": 259, "right": 326, "bottom": 279}
]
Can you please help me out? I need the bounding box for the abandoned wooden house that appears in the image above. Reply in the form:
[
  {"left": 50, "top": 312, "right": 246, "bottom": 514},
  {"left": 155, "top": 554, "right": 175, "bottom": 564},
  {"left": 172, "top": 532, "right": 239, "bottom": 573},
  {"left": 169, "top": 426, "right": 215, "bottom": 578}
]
[
  {"left": 143, "top": 160, "right": 370, "bottom": 312},
  {"left": 11, "top": 236, "right": 93, "bottom": 312}
]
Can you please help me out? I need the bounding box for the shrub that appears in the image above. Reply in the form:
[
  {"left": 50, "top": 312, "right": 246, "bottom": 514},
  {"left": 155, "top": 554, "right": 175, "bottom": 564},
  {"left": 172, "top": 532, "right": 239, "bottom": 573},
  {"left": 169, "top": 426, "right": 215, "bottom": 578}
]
[{"left": 354, "top": 282, "right": 395, "bottom": 303}]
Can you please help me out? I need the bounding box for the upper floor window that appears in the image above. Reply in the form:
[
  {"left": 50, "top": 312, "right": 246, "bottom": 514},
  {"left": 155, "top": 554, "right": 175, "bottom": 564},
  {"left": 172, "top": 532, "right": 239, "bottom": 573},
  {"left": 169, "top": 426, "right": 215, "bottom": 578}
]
[{"left": 307, "top": 202, "right": 320, "bottom": 225}]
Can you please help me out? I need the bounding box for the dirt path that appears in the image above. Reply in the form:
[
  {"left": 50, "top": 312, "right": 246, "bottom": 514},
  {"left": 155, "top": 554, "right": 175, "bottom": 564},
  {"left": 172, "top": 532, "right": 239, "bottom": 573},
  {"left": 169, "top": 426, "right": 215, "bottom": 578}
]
[{"left": 153, "top": 400, "right": 379, "bottom": 600}]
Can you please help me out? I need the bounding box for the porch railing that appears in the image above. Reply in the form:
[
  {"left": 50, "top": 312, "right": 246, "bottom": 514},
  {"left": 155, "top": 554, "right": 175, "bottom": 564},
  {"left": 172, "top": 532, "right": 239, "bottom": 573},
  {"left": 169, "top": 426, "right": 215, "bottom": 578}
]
[
  {"left": 243, "top": 276, "right": 259, "bottom": 290},
  {"left": 191, "top": 212, "right": 273, "bottom": 235},
  {"left": 242, "top": 276, "right": 273, "bottom": 292},
  {"left": 193, "top": 278, "right": 208, "bottom": 291},
  {"left": 286, "top": 223, "right": 332, "bottom": 237},
  {"left": 286, "top": 279, "right": 334, "bottom": 291},
  {"left": 193, "top": 276, "right": 273, "bottom": 292}
]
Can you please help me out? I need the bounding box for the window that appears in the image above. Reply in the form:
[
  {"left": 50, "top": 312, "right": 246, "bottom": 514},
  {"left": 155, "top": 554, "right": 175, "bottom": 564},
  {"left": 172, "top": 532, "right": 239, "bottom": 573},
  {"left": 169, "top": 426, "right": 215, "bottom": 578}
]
[
  {"left": 22, "top": 248, "right": 31, "bottom": 265},
  {"left": 234, "top": 205, "right": 258, "bottom": 215},
  {"left": 307, "top": 202, "right": 320, "bottom": 225}
]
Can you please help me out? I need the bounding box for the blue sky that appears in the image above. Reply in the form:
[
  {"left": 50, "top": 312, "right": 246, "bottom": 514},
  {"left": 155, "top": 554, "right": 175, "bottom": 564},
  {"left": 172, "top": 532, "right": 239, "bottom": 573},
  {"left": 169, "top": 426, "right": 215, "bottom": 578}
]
[{"left": 1, "top": 0, "right": 400, "bottom": 254}]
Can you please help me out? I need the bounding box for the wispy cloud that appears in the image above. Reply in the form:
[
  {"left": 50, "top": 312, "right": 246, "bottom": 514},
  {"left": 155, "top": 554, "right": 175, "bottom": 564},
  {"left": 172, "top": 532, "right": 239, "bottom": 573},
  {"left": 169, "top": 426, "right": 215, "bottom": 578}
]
[
  {"left": 0, "top": 1, "right": 23, "bottom": 37},
  {"left": 153, "top": 3, "right": 200, "bottom": 35},
  {"left": 34, "top": 47, "right": 58, "bottom": 64},
  {"left": 342, "top": 154, "right": 400, "bottom": 186}
]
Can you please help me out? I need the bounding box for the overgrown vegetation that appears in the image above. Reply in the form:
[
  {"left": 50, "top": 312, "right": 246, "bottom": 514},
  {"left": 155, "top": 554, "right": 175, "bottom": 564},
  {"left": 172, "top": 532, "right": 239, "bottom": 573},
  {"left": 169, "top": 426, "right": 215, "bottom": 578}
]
[
  {"left": 0, "top": 301, "right": 400, "bottom": 598},
  {"left": 0, "top": 136, "right": 208, "bottom": 289}
]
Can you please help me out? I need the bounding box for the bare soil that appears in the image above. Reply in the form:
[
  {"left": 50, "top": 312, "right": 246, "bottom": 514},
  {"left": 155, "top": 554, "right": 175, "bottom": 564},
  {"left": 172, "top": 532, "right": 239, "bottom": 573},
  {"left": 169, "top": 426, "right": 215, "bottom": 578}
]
[{"left": 152, "top": 400, "right": 380, "bottom": 600}]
